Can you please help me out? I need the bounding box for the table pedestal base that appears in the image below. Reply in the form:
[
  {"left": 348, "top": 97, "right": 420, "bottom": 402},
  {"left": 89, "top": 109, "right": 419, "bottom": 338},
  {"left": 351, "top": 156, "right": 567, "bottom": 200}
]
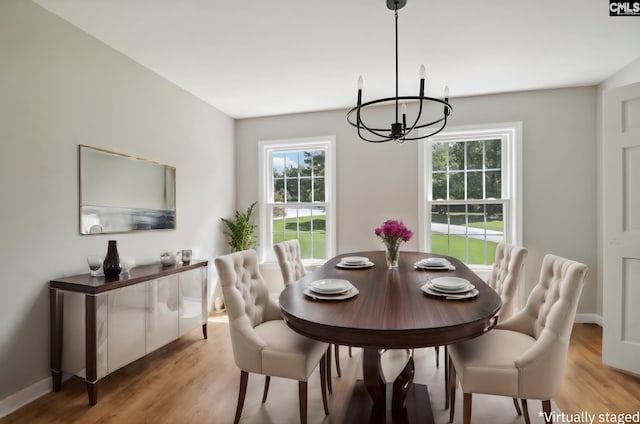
[{"left": 343, "top": 380, "right": 433, "bottom": 424}]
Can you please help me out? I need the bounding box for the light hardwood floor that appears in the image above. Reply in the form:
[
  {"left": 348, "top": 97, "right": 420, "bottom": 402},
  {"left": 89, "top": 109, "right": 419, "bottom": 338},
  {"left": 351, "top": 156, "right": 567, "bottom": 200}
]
[
  {"left": 555, "top": 323, "right": 640, "bottom": 416},
  {"left": 1, "top": 316, "right": 638, "bottom": 423}
]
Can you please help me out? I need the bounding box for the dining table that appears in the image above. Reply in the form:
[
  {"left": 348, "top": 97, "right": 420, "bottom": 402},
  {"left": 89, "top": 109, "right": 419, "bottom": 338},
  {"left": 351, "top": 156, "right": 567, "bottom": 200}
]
[{"left": 278, "top": 250, "right": 502, "bottom": 423}]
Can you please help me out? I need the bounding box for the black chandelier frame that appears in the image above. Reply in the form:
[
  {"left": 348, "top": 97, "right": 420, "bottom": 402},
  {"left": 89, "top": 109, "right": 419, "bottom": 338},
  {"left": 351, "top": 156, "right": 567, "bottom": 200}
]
[{"left": 346, "top": 0, "right": 453, "bottom": 143}]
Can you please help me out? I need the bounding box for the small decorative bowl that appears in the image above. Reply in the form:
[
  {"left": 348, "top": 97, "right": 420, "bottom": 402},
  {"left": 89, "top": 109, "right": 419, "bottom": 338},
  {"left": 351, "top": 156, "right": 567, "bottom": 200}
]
[{"left": 160, "top": 253, "right": 177, "bottom": 266}]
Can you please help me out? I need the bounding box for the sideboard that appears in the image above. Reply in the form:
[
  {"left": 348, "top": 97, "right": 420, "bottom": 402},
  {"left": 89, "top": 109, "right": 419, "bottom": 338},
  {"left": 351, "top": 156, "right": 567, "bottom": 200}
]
[{"left": 49, "top": 260, "right": 208, "bottom": 405}]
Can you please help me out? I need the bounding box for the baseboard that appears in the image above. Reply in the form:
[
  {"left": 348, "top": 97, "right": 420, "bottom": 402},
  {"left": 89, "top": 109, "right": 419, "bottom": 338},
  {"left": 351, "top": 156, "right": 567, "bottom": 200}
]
[
  {"left": 574, "top": 313, "right": 603, "bottom": 326},
  {"left": 0, "top": 377, "right": 51, "bottom": 419}
]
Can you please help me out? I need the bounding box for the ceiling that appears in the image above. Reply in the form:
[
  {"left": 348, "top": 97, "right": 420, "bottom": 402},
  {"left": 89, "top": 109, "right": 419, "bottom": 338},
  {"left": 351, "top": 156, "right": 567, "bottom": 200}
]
[{"left": 34, "top": 0, "right": 640, "bottom": 119}]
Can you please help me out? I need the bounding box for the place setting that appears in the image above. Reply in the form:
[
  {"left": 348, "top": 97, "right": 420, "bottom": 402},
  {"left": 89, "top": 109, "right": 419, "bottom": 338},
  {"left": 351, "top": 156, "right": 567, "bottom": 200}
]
[
  {"left": 421, "top": 276, "right": 478, "bottom": 300},
  {"left": 414, "top": 256, "right": 456, "bottom": 271},
  {"left": 304, "top": 278, "right": 359, "bottom": 301},
  {"left": 335, "top": 256, "right": 375, "bottom": 269}
]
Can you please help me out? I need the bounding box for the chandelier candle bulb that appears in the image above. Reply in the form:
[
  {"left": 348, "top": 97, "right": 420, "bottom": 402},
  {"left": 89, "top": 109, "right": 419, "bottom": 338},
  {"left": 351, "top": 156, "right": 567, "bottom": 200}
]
[
  {"left": 419, "top": 64, "right": 426, "bottom": 79},
  {"left": 357, "top": 75, "right": 363, "bottom": 90},
  {"left": 401, "top": 103, "right": 407, "bottom": 128}
]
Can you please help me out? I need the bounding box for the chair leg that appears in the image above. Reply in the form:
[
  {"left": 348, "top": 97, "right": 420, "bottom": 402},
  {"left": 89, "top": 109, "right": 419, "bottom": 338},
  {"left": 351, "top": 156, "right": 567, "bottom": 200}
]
[
  {"left": 444, "top": 345, "right": 450, "bottom": 408},
  {"left": 319, "top": 354, "right": 329, "bottom": 416},
  {"left": 448, "top": 358, "right": 457, "bottom": 423},
  {"left": 435, "top": 345, "right": 440, "bottom": 367},
  {"left": 348, "top": 346, "right": 352, "bottom": 357},
  {"left": 298, "top": 381, "right": 308, "bottom": 424},
  {"left": 512, "top": 398, "right": 522, "bottom": 415},
  {"left": 234, "top": 371, "right": 248, "bottom": 424},
  {"left": 521, "top": 399, "right": 531, "bottom": 424},
  {"left": 334, "top": 344, "right": 342, "bottom": 378},
  {"left": 326, "top": 346, "right": 333, "bottom": 394},
  {"left": 463, "top": 393, "right": 472, "bottom": 424},
  {"left": 542, "top": 400, "right": 552, "bottom": 423},
  {"left": 261, "top": 375, "right": 270, "bottom": 403}
]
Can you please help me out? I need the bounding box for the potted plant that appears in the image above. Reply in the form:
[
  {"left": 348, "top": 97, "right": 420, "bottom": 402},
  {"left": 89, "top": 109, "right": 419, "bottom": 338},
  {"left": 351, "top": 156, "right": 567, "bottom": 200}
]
[{"left": 220, "top": 202, "right": 257, "bottom": 252}]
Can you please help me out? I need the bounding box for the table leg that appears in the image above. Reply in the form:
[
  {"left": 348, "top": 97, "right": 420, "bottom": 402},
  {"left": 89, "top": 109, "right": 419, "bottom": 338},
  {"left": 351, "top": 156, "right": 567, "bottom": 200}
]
[
  {"left": 363, "top": 349, "right": 416, "bottom": 411},
  {"left": 391, "top": 353, "right": 415, "bottom": 411},
  {"left": 85, "top": 294, "right": 98, "bottom": 405},
  {"left": 344, "top": 348, "right": 431, "bottom": 423},
  {"left": 49, "top": 288, "right": 63, "bottom": 391},
  {"left": 363, "top": 348, "right": 386, "bottom": 410}
]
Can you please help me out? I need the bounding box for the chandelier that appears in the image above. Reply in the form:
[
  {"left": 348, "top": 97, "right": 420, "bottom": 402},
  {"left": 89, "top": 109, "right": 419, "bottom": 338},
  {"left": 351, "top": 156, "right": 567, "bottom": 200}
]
[{"left": 346, "top": 0, "right": 452, "bottom": 143}]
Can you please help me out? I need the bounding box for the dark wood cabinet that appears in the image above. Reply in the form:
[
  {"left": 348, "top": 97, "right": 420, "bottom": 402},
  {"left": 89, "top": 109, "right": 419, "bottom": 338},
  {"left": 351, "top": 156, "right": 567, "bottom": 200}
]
[{"left": 50, "top": 260, "right": 208, "bottom": 405}]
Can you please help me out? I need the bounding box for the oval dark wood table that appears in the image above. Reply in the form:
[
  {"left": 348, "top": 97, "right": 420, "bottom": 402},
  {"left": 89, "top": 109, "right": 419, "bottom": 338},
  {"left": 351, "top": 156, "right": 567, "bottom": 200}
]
[{"left": 279, "top": 251, "right": 501, "bottom": 423}]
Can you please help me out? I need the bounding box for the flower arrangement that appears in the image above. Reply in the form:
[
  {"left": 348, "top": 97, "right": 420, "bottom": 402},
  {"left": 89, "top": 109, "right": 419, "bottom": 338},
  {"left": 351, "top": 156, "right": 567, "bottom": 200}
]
[{"left": 374, "top": 219, "right": 413, "bottom": 268}]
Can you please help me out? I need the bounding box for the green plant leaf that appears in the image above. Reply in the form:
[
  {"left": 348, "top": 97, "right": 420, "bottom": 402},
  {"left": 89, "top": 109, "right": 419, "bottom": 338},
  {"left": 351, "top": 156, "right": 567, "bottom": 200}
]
[{"left": 220, "top": 202, "right": 257, "bottom": 252}]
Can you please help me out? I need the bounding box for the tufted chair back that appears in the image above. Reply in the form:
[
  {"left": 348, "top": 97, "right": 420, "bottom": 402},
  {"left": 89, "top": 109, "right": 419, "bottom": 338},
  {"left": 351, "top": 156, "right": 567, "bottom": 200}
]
[
  {"left": 215, "top": 249, "right": 282, "bottom": 372},
  {"left": 486, "top": 242, "right": 528, "bottom": 322},
  {"left": 274, "top": 239, "right": 307, "bottom": 285},
  {"left": 496, "top": 253, "right": 588, "bottom": 399}
]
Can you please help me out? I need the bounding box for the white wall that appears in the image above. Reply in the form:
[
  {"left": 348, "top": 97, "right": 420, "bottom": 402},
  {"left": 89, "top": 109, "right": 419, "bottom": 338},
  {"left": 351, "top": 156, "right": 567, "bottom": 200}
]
[
  {"left": 236, "top": 86, "right": 598, "bottom": 316},
  {"left": 0, "top": 0, "right": 235, "bottom": 405}
]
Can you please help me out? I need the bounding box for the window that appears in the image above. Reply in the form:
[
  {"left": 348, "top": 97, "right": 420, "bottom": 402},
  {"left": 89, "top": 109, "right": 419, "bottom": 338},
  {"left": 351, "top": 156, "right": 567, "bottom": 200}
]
[
  {"left": 419, "top": 123, "right": 522, "bottom": 269},
  {"left": 259, "top": 136, "right": 336, "bottom": 263}
]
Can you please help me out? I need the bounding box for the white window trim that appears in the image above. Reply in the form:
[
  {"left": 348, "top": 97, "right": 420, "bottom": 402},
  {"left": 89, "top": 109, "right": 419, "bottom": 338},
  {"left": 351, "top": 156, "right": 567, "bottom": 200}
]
[
  {"left": 418, "top": 122, "right": 523, "bottom": 271},
  {"left": 258, "top": 136, "right": 336, "bottom": 264}
]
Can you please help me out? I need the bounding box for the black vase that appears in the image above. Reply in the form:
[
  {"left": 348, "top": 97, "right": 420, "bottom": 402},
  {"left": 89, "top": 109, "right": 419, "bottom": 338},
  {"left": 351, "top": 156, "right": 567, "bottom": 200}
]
[{"left": 103, "top": 240, "right": 122, "bottom": 278}]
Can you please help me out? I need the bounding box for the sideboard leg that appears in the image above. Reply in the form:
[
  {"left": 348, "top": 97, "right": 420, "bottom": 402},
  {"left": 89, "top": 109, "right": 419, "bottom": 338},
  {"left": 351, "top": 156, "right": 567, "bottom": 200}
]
[
  {"left": 86, "top": 382, "right": 98, "bottom": 406},
  {"left": 85, "top": 294, "right": 98, "bottom": 405},
  {"left": 201, "top": 266, "right": 208, "bottom": 340},
  {"left": 49, "top": 288, "right": 63, "bottom": 391}
]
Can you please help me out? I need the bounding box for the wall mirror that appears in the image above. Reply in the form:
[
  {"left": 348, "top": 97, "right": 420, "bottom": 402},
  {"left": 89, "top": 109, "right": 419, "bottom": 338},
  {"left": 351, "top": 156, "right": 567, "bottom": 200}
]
[{"left": 79, "top": 145, "right": 176, "bottom": 234}]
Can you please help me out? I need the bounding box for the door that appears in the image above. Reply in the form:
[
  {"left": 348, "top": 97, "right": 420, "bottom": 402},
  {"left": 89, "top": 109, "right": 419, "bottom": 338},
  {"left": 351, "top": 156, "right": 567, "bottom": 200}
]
[
  {"left": 602, "top": 82, "right": 640, "bottom": 374},
  {"left": 147, "top": 276, "right": 180, "bottom": 352},
  {"left": 179, "top": 268, "right": 205, "bottom": 336},
  {"left": 107, "top": 284, "right": 147, "bottom": 373}
]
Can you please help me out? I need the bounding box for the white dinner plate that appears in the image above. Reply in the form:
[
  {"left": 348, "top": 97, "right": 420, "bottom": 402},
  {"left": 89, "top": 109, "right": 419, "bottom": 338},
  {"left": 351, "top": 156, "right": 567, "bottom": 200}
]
[
  {"left": 336, "top": 261, "right": 375, "bottom": 269},
  {"left": 309, "top": 278, "right": 353, "bottom": 294},
  {"left": 340, "top": 256, "right": 370, "bottom": 265},
  {"left": 414, "top": 263, "right": 454, "bottom": 270},
  {"left": 430, "top": 276, "right": 471, "bottom": 290},
  {"left": 424, "top": 282, "right": 475, "bottom": 294},
  {"left": 421, "top": 284, "right": 479, "bottom": 300},
  {"left": 421, "top": 257, "right": 450, "bottom": 265},
  {"left": 304, "top": 286, "right": 359, "bottom": 301}
]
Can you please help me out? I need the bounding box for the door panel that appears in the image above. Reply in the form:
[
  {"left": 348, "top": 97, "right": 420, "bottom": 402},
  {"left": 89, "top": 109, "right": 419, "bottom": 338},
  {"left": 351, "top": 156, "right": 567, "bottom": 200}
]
[
  {"left": 603, "top": 82, "right": 640, "bottom": 374},
  {"left": 147, "top": 276, "right": 180, "bottom": 352}
]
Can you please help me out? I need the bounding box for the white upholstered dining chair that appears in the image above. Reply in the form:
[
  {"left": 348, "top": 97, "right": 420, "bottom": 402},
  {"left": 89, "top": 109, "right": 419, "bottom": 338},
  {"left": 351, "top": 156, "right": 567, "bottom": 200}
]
[
  {"left": 444, "top": 242, "right": 529, "bottom": 408},
  {"left": 487, "top": 242, "right": 529, "bottom": 323},
  {"left": 215, "top": 249, "right": 330, "bottom": 424},
  {"left": 273, "top": 239, "right": 349, "bottom": 391},
  {"left": 447, "top": 254, "right": 588, "bottom": 424},
  {"left": 274, "top": 239, "right": 306, "bottom": 287}
]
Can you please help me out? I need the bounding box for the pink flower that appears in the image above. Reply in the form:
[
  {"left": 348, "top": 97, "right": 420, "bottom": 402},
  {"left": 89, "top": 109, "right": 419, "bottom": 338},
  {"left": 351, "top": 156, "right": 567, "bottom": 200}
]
[{"left": 374, "top": 219, "right": 412, "bottom": 245}]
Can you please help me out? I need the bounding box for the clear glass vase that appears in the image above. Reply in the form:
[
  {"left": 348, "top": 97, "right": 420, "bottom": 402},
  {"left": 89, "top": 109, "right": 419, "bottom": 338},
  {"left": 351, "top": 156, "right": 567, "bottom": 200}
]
[{"left": 385, "top": 240, "right": 401, "bottom": 268}]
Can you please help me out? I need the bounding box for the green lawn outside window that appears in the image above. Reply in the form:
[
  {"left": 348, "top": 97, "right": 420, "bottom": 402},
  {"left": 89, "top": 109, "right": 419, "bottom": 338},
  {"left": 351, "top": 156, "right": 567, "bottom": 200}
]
[{"left": 272, "top": 216, "right": 326, "bottom": 259}]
